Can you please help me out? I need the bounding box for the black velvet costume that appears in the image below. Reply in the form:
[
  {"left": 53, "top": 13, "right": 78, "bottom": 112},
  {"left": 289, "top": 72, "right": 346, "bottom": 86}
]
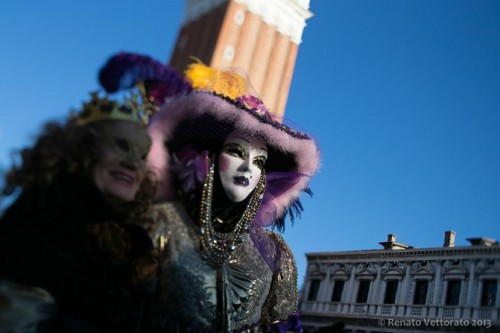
[{"left": 0, "top": 175, "right": 157, "bottom": 332}]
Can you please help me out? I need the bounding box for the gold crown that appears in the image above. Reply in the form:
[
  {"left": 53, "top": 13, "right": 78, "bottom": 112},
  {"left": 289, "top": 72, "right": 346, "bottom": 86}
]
[{"left": 75, "top": 91, "right": 148, "bottom": 126}]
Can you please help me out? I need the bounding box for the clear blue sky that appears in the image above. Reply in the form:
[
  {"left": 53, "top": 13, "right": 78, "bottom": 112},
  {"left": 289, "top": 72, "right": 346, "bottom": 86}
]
[{"left": 1, "top": 1, "right": 499, "bottom": 286}]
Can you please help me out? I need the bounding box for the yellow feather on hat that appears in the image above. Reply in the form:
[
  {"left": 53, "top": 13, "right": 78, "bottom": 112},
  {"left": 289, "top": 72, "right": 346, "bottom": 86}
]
[{"left": 185, "top": 60, "right": 249, "bottom": 100}]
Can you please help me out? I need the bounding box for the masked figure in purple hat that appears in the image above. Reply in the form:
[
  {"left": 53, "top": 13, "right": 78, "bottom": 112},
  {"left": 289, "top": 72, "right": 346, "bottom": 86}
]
[{"left": 145, "top": 62, "right": 321, "bottom": 332}]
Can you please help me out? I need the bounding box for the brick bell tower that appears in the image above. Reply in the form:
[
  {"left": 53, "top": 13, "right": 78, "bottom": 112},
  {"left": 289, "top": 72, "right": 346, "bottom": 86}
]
[{"left": 169, "top": 0, "right": 313, "bottom": 118}]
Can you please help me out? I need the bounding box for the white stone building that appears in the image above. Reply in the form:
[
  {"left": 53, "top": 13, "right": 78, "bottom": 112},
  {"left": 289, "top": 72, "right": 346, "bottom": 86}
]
[{"left": 300, "top": 232, "right": 500, "bottom": 332}]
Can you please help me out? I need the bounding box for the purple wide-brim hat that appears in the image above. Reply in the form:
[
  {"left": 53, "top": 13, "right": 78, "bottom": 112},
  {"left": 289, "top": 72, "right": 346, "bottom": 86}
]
[{"left": 148, "top": 91, "right": 320, "bottom": 226}]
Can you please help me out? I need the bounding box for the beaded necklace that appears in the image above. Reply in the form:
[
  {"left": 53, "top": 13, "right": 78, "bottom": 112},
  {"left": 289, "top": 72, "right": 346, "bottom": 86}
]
[{"left": 199, "top": 161, "right": 266, "bottom": 266}]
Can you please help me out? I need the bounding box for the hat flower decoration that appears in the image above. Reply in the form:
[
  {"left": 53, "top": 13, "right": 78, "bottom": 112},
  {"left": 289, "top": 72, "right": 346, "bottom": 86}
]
[{"left": 148, "top": 60, "right": 320, "bottom": 231}]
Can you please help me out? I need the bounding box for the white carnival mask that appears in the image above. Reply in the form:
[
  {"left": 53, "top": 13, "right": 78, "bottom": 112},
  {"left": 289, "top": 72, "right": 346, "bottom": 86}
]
[{"left": 218, "top": 133, "right": 268, "bottom": 203}]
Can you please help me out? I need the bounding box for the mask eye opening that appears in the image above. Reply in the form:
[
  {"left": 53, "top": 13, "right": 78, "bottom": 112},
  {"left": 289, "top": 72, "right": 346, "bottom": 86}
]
[{"left": 116, "top": 138, "right": 129, "bottom": 152}]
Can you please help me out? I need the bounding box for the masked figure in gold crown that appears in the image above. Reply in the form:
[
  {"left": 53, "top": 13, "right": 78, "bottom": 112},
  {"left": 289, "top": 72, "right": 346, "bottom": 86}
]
[
  {"left": 0, "top": 53, "right": 191, "bottom": 332},
  {"left": 141, "top": 62, "right": 321, "bottom": 333}
]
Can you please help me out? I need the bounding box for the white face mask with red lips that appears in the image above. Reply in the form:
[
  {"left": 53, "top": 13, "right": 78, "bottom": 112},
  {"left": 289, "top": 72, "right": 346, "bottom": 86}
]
[{"left": 218, "top": 132, "right": 268, "bottom": 203}]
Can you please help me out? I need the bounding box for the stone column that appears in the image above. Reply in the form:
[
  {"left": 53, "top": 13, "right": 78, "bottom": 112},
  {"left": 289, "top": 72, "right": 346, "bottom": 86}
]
[
  {"left": 317, "top": 264, "right": 331, "bottom": 312},
  {"left": 465, "top": 260, "right": 476, "bottom": 319},
  {"left": 369, "top": 266, "right": 382, "bottom": 315},
  {"left": 430, "top": 261, "right": 442, "bottom": 317},
  {"left": 344, "top": 265, "right": 356, "bottom": 314},
  {"left": 397, "top": 262, "right": 411, "bottom": 316}
]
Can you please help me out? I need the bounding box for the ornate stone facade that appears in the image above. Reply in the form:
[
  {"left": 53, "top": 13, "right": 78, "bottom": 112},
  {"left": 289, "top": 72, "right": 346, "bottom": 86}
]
[{"left": 300, "top": 234, "right": 500, "bottom": 332}]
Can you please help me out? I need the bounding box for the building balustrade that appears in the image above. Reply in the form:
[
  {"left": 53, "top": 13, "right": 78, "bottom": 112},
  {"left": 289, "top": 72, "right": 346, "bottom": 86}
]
[
  {"left": 478, "top": 308, "right": 495, "bottom": 320},
  {"left": 442, "top": 306, "right": 457, "bottom": 318},
  {"left": 380, "top": 305, "right": 393, "bottom": 315},
  {"left": 328, "top": 303, "right": 339, "bottom": 312},
  {"left": 301, "top": 300, "right": 500, "bottom": 324},
  {"left": 353, "top": 304, "right": 367, "bottom": 314},
  {"left": 409, "top": 305, "right": 424, "bottom": 317}
]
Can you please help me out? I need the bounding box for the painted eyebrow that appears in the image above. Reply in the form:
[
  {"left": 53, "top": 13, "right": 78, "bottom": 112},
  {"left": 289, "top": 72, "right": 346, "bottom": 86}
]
[
  {"left": 235, "top": 136, "right": 250, "bottom": 143},
  {"left": 232, "top": 136, "right": 267, "bottom": 152}
]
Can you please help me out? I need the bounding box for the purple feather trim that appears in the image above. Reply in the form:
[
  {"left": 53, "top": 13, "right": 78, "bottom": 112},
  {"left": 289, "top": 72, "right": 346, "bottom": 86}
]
[
  {"left": 98, "top": 52, "right": 192, "bottom": 105},
  {"left": 254, "top": 172, "right": 309, "bottom": 228},
  {"left": 170, "top": 147, "right": 209, "bottom": 194}
]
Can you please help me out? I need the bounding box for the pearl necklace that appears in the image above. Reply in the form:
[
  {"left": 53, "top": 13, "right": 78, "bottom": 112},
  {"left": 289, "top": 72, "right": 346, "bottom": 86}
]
[{"left": 199, "top": 162, "right": 266, "bottom": 266}]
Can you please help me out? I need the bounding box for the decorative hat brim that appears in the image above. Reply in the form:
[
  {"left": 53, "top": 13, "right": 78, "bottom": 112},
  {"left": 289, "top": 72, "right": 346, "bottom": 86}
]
[{"left": 148, "top": 91, "right": 320, "bottom": 220}]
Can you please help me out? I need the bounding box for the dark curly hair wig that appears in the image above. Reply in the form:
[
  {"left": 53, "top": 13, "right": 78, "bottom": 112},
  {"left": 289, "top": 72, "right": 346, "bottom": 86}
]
[{"left": 2, "top": 118, "right": 157, "bottom": 220}]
